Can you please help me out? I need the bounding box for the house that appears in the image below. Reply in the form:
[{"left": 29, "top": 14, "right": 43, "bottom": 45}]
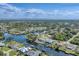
[
  {"left": 8, "top": 44, "right": 19, "bottom": 50},
  {"left": 18, "top": 47, "right": 32, "bottom": 53},
  {"left": 35, "top": 38, "right": 53, "bottom": 44},
  {"left": 26, "top": 50, "right": 42, "bottom": 56},
  {"left": 0, "top": 42, "right": 5, "bottom": 47},
  {"left": 65, "top": 43, "right": 77, "bottom": 50},
  {"left": 57, "top": 41, "right": 65, "bottom": 46},
  {"left": 45, "top": 38, "right": 53, "bottom": 43},
  {"left": 35, "top": 39, "right": 45, "bottom": 44}
]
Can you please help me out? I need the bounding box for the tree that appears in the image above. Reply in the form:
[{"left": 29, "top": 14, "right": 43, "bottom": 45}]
[
  {"left": 0, "top": 32, "right": 3, "bottom": 36},
  {"left": 55, "top": 32, "right": 65, "bottom": 41},
  {"left": 27, "top": 33, "right": 37, "bottom": 42},
  {"left": 0, "top": 50, "right": 5, "bottom": 56},
  {"left": 0, "top": 32, "right": 3, "bottom": 39}
]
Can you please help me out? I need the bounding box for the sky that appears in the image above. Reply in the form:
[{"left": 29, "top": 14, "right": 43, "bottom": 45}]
[{"left": 0, "top": 3, "right": 79, "bottom": 19}]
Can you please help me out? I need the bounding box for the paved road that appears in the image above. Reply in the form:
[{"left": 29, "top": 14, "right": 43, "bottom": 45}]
[{"left": 68, "top": 32, "right": 79, "bottom": 42}]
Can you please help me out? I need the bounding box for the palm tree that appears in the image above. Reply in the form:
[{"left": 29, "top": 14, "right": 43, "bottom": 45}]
[{"left": 27, "top": 33, "right": 37, "bottom": 42}]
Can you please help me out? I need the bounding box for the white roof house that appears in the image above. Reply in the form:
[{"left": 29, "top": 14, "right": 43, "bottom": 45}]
[
  {"left": 0, "top": 42, "right": 5, "bottom": 47},
  {"left": 18, "top": 47, "right": 32, "bottom": 53}
]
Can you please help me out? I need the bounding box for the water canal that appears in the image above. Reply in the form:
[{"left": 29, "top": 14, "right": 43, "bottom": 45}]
[{"left": 3, "top": 32, "right": 73, "bottom": 56}]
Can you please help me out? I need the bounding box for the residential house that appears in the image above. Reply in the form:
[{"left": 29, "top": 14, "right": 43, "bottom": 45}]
[{"left": 65, "top": 43, "right": 77, "bottom": 50}]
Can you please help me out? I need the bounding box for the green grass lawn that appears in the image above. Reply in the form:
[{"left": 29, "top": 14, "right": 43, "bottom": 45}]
[
  {"left": 37, "top": 34, "right": 49, "bottom": 39},
  {"left": 1, "top": 47, "right": 11, "bottom": 51},
  {"left": 0, "top": 36, "right": 3, "bottom": 39},
  {"left": 7, "top": 41, "right": 24, "bottom": 48},
  {"left": 9, "top": 50, "right": 17, "bottom": 56}
]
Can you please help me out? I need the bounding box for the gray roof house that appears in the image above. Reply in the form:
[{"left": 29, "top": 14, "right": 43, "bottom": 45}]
[
  {"left": 26, "top": 50, "right": 42, "bottom": 56},
  {"left": 66, "top": 43, "right": 77, "bottom": 50},
  {"left": 35, "top": 38, "right": 53, "bottom": 44}
]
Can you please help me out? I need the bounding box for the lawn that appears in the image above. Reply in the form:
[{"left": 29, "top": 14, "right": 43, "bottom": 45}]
[
  {"left": 37, "top": 34, "right": 49, "bottom": 39},
  {"left": 7, "top": 41, "right": 24, "bottom": 48},
  {"left": 9, "top": 50, "right": 17, "bottom": 56},
  {"left": 0, "top": 36, "right": 3, "bottom": 39},
  {"left": 1, "top": 47, "right": 11, "bottom": 51}
]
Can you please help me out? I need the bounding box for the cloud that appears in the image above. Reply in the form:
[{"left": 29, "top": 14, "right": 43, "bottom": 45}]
[
  {"left": 0, "top": 3, "right": 25, "bottom": 19},
  {"left": 0, "top": 3, "right": 79, "bottom": 19},
  {"left": 0, "top": 3, "right": 21, "bottom": 12},
  {"left": 26, "top": 8, "right": 46, "bottom": 14}
]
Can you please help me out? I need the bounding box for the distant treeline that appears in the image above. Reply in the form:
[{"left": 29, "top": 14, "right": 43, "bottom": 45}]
[{"left": 0, "top": 19, "right": 79, "bottom": 23}]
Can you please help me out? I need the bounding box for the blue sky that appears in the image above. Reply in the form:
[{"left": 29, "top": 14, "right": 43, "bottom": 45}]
[
  {"left": 9, "top": 3, "right": 79, "bottom": 10},
  {"left": 0, "top": 3, "right": 79, "bottom": 19}
]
